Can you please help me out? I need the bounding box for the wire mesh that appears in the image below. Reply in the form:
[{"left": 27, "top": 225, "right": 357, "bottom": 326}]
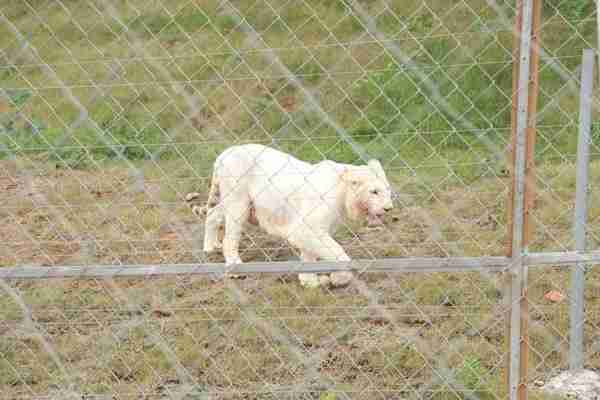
[
  {"left": 524, "top": 0, "right": 600, "bottom": 396},
  {"left": 0, "top": 0, "right": 598, "bottom": 399}
]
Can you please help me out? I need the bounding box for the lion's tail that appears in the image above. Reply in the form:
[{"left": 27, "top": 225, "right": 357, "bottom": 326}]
[
  {"left": 184, "top": 192, "right": 207, "bottom": 217},
  {"left": 185, "top": 166, "right": 220, "bottom": 218}
]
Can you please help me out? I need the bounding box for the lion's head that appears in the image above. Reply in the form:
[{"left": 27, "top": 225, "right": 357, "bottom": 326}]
[{"left": 342, "top": 160, "right": 394, "bottom": 226}]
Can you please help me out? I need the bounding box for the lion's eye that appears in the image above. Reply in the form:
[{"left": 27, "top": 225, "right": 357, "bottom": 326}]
[{"left": 371, "top": 189, "right": 379, "bottom": 195}]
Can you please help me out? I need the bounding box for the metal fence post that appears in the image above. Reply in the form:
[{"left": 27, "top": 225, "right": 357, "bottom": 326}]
[
  {"left": 504, "top": 1, "right": 523, "bottom": 393},
  {"left": 520, "top": 2, "right": 541, "bottom": 400},
  {"left": 506, "top": 0, "right": 540, "bottom": 399},
  {"left": 569, "top": 49, "right": 594, "bottom": 371}
]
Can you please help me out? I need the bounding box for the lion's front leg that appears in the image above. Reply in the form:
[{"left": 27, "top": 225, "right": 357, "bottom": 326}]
[
  {"left": 298, "top": 250, "right": 331, "bottom": 288},
  {"left": 318, "top": 236, "right": 353, "bottom": 288},
  {"left": 290, "top": 231, "right": 353, "bottom": 288}
]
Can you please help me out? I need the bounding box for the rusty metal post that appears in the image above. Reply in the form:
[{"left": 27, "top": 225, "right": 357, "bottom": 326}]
[
  {"left": 504, "top": 0, "right": 523, "bottom": 393},
  {"left": 506, "top": 0, "right": 540, "bottom": 399}
]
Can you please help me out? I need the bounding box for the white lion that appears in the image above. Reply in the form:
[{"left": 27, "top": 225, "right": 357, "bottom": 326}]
[{"left": 187, "top": 143, "right": 393, "bottom": 288}]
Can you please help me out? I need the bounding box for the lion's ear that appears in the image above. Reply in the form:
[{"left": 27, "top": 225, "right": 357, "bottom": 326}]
[
  {"left": 368, "top": 159, "right": 385, "bottom": 176},
  {"left": 368, "top": 159, "right": 382, "bottom": 168}
]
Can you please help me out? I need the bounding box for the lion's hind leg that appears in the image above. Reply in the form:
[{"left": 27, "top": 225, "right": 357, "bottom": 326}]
[{"left": 203, "top": 174, "right": 225, "bottom": 253}]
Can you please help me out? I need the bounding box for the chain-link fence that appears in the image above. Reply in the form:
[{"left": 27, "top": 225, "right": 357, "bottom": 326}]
[{"left": 1, "top": 0, "right": 599, "bottom": 399}]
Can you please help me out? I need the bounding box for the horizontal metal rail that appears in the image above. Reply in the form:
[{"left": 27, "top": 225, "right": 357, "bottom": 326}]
[{"left": 0, "top": 252, "right": 597, "bottom": 280}]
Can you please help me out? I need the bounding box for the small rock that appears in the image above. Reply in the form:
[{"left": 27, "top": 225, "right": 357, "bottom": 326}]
[
  {"left": 440, "top": 295, "right": 456, "bottom": 306},
  {"left": 465, "top": 328, "right": 479, "bottom": 337},
  {"left": 185, "top": 192, "right": 201, "bottom": 202},
  {"left": 542, "top": 370, "right": 600, "bottom": 400}
]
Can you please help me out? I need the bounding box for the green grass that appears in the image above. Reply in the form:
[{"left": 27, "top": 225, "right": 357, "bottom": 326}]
[
  {"left": 2, "top": 270, "right": 593, "bottom": 398},
  {"left": 546, "top": 0, "right": 592, "bottom": 19},
  {"left": 128, "top": 11, "right": 209, "bottom": 36},
  {"left": 1, "top": 0, "right": 592, "bottom": 178}
]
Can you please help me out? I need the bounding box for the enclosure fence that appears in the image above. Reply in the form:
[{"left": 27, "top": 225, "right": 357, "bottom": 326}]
[{"left": 1, "top": 0, "right": 599, "bottom": 399}]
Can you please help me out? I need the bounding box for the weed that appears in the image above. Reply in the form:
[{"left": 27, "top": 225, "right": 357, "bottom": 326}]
[
  {"left": 410, "top": 11, "right": 434, "bottom": 32},
  {"left": 457, "top": 356, "right": 485, "bottom": 391},
  {"left": 591, "top": 122, "right": 600, "bottom": 149},
  {"left": 320, "top": 392, "right": 337, "bottom": 400},
  {"left": 215, "top": 15, "right": 237, "bottom": 33},
  {"left": 548, "top": 0, "right": 590, "bottom": 20},
  {"left": 129, "top": 11, "right": 209, "bottom": 36},
  {"left": 289, "top": 58, "right": 324, "bottom": 84},
  {"left": 176, "top": 12, "right": 211, "bottom": 33},
  {"left": 5, "top": 89, "right": 31, "bottom": 107},
  {"left": 350, "top": 60, "right": 508, "bottom": 152},
  {"left": 0, "top": 120, "right": 183, "bottom": 167}
]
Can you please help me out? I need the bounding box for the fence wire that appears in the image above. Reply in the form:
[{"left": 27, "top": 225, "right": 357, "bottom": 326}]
[{"left": 0, "top": 0, "right": 599, "bottom": 399}]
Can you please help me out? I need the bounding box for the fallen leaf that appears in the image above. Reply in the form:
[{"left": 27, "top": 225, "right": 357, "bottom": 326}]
[
  {"left": 160, "top": 232, "right": 178, "bottom": 242},
  {"left": 152, "top": 309, "right": 172, "bottom": 318},
  {"left": 279, "top": 96, "right": 296, "bottom": 112},
  {"left": 544, "top": 290, "right": 564, "bottom": 303}
]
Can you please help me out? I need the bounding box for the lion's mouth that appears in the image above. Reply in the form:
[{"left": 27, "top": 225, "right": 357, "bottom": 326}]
[{"left": 367, "top": 212, "right": 385, "bottom": 227}]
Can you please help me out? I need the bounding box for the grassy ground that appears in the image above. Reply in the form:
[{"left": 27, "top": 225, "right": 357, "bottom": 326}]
[{"left": 1, "top": 0, "right": 600, "bottom": 399}]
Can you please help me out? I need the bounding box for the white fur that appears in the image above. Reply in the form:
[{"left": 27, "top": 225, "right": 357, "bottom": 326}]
[{"left": 198, "top": 144, "right": 393, "bottom": 287}]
